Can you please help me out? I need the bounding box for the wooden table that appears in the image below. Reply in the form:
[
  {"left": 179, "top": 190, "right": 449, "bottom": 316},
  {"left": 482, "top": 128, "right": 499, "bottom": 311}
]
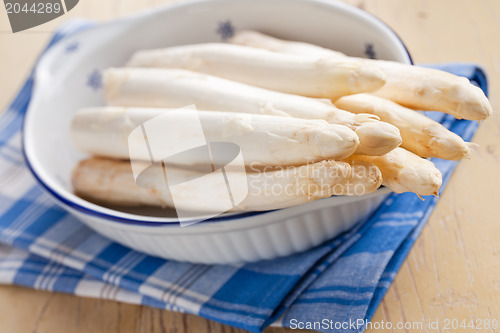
[{"left": 1, "top": 0, "right": 499, "bottom": 332}]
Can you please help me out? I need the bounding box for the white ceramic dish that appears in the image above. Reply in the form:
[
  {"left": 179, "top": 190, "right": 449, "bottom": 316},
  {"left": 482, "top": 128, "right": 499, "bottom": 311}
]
[{"left": 23, "top": 0, "right": 412, "bottom": 264}]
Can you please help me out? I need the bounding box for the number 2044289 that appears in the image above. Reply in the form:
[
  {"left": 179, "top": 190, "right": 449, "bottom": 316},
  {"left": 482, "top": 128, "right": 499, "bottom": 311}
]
[
  {"left": 443, "top": 319, "right": 498, "bottom": 330},
  {"left": 5, "top": 2, "right": 62, "bottom": 14}
]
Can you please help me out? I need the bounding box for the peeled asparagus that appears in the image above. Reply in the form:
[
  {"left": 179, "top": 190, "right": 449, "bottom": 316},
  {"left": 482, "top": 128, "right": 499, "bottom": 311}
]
[
  {"left": 104, "top": 68, "right": 401, "bottom": 156},
  {"left": 71, "top": 107, "right": 359, "bottom": 166},
  {"left": 372, "top": 62, "right": 492, "bottom": 120},
  {"left": 72, "top": 157, "right": 382, "bottom": 212},
  {"left": 230, "top": 30, "right": 346, "bottom": 58},
  {"left": 335, "top": 94, "right": 471, "bottom": 160},
  {"left": 126, "top": 43, "right": 386, "bottom": 100},
  {"left": 231, "top": 31, "right": 492, "bottom": 120},
  {"left": 348, "top": 148, "right": 442, "bottom": 196}
]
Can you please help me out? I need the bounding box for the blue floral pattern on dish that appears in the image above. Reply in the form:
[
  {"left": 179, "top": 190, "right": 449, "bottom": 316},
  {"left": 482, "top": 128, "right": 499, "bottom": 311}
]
[
  {"left": 364, "top": 43, "right": 376, "bottom": 59},
  {"left": 216, "top": 20, "right": 235, "bottom": 40},
  {"left": 87, "top": 69, "right": 102, "bottom": 90},
  {"left": 65, "top": 42, "right": 79, "bottom": 54}
]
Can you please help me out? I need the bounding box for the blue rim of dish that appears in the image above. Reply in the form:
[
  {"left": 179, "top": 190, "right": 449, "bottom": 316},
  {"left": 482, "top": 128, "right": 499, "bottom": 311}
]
[{"left": 22, "top": 2, "right": 413, "bottom": 227}]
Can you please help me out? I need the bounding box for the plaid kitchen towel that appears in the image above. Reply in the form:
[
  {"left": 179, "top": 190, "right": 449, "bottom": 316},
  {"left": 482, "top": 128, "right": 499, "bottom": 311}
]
[{"left": 0, "top": 21, "right": 486, "bottom": 333}]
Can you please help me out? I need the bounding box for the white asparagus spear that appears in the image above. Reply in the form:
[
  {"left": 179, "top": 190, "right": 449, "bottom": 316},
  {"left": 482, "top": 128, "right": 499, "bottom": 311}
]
[
  {"left": 230, "top": 30, "right": 346, "bottom": 58},
  {"left": 126, "top": 43, "right": 386, "bottom": 100},
  {"left": 104, "top": 68, "right": 401, "bottom": 156},
  {"left": 372, "top": 62, "right": 492, "bottom": 120},
  {"left": 348, "top": 147, "right": 442, "bottom": 196},
  {"left": 335, "top": 94, "right": 472, "bottom": 160},
  {"left": 72, "top": 157, "right": 382, "bottom": 212},
  {"left": 231, "top": 31, "right": 492, "bottom": 120},
  {"left": 71, "top": 107, "right": 359, "bottom": 166}
]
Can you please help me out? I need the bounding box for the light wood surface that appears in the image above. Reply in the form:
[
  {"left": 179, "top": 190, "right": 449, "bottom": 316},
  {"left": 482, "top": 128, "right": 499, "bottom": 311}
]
[{"left": 1, "top": 0, "right": 499, "bottom": 332}]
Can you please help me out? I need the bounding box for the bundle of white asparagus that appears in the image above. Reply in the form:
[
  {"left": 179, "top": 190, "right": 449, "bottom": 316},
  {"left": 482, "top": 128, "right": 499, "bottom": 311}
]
[{"left": 71, "top": 31, "right": 492, "bottom": 212}]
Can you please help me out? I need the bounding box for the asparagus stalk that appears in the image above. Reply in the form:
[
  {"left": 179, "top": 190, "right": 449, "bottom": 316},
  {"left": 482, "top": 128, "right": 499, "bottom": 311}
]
[
  {"left": 230, "top": 31, "right": 492, "bottom": 120},
  {"left": 71, "top": 107, "right": 359, "bottom": 166},
  {"left": 336, "top": 94, "right": 472, "bottom": 160},
  {"left": 231, "top": 30, "right": 346, "bottom": 58},
  {"left": 104, "top": 68, "right": 401, "bottom": 156},
  {"left": 126, "top": 43, "right": 386, "bottom": 100},
  {"left": 372, "top": 62, "right": 492, "bottom": 120},
  {"left": 348, "top": 148, "right": 442, "bottom": 196},
  {"left": 72, "top": 157, "right": 382, "bottom": 212}
]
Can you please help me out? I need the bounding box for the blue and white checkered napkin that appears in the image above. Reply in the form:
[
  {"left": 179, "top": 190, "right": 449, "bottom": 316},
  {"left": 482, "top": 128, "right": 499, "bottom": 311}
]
[{"left": 0, "top": 21, "right": 486, "bottom": 333}]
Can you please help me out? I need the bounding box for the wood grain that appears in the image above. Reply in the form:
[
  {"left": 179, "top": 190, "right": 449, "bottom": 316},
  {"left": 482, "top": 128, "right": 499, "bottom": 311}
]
[{"left": 0, "top": 0, "right": 499, "bottom": 332}]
